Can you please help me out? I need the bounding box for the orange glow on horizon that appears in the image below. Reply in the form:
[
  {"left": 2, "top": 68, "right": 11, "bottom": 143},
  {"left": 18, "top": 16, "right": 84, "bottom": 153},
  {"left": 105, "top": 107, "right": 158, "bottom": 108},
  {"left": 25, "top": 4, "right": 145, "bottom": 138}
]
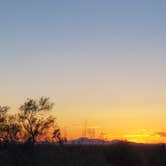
[{"left": 61, "top": 128, "right": 166, "bottom": 144}]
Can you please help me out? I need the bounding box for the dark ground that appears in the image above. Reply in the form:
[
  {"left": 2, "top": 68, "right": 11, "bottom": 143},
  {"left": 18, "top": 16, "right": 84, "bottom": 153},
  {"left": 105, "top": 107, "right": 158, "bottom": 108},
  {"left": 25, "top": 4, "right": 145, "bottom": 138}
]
[{"left": 0, "top": 142, "right": 166, "bottom": 166}]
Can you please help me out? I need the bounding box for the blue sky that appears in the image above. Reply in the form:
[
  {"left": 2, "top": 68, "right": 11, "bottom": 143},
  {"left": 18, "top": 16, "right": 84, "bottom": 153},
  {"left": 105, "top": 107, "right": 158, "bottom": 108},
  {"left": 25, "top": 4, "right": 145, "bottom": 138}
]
[
  {"left": 1, "top": 0, "right": 166, "bottom": 54},
  {"left": 0, "top": 0, "right": 166, "bottom": 139}
]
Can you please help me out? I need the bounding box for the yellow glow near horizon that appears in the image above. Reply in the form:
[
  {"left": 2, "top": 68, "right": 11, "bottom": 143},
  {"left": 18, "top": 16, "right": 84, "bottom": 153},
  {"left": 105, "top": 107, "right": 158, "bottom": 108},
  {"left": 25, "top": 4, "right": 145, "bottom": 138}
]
[
  {"left": 123, "top": 129, "right": 163, "bottom": 143},
  {"left": 57, "top": 104, "right": 166, "bottom": 143},
  {"left": 1, "top": 97, "right": 166, "bottom": 144},
  {"left": 59, "top": 123, "right": 166, "bottom": 143}
]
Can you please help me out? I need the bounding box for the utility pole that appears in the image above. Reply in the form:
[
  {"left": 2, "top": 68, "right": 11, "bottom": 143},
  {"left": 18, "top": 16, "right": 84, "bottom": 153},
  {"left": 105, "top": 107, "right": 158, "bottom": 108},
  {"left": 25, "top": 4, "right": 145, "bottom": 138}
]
[{"left": 82, "top": 120, "right": 87, "bottom": 137}]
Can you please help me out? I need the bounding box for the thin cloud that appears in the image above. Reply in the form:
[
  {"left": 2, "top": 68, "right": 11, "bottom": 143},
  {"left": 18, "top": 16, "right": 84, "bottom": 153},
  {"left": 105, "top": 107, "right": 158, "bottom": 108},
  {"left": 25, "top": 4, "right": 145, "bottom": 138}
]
[{"left": 157, "top": 132, "right": 166, "bottom": 137}]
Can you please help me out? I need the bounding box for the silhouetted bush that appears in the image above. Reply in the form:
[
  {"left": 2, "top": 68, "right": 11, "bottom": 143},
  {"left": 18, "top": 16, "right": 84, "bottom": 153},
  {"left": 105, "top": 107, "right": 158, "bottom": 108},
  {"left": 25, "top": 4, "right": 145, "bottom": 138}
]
[{"left": 0, "top": 142, "right": 166, "bottom": 166}]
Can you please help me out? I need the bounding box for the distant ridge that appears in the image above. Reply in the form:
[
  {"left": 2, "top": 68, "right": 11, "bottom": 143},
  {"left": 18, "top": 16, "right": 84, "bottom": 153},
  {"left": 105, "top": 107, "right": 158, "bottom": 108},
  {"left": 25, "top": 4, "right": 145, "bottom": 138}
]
[
  {"left": 66, "top": 137, "right": 124, "bottom": 145},
  {"left": 65, "top": 137, "right": 166, "bottom": 145}
]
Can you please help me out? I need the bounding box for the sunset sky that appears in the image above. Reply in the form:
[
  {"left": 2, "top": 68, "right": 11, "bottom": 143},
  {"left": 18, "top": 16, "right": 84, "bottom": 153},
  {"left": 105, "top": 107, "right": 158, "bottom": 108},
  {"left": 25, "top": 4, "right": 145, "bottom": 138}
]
[{"left": 0, "top": 0, "right": 166, "bottom": 143}]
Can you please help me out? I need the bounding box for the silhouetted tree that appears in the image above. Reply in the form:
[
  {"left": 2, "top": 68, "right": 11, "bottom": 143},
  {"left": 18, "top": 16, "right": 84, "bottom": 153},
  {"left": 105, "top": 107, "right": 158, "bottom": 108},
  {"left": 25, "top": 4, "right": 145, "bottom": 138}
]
[
  {"left": 52, "top": 128, "right": 67, "bottom": 145},
  {"left": 0, "top": 106, "right": 9, "bottom": 123},
  {"left": 0, "top": 106, "right": 21, "bottom": 142},
  {"left": 18, "top": 97, "right": 59, "bottom": 143},
  {"left": 6, "top": 115, "right": 21, "bottom": 142},
  {"left": 0, "top": 106, "right": 9, "bottom": 141}
]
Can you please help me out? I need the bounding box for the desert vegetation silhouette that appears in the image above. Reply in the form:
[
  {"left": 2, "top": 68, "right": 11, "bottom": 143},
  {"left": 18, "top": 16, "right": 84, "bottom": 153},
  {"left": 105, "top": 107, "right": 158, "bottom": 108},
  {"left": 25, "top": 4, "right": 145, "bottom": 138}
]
[{"left": 0, "top": 97, "right": 62, "bottom": 144}]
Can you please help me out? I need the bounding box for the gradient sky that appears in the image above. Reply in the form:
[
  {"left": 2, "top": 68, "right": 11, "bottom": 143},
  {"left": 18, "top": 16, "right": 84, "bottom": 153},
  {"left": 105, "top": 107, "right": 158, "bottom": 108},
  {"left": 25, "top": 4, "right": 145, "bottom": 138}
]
[{"left": 0, "top": 0, "right": 166, "bottom": 143}]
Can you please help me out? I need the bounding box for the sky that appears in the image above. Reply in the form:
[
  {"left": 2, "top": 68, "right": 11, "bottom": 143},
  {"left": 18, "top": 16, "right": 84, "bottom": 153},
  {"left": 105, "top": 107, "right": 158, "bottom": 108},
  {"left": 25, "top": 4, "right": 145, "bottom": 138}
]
[{"left": 0, "top": 0, "right": 166, "bottom": 143}]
